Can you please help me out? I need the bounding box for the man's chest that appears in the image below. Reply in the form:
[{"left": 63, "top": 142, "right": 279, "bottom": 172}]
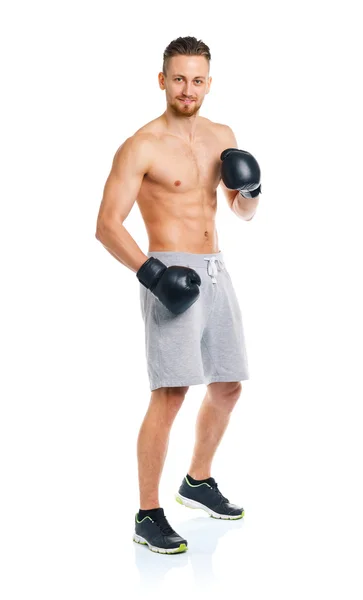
[{"left": 145, "top": 138, "right": 222, "bottom": 193}]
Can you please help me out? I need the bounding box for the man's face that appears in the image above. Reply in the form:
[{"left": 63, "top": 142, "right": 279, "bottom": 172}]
[{"left": 158, "top": 55, "right": 211, "bottom": 117}]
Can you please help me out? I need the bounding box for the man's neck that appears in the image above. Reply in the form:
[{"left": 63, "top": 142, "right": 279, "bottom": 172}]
[{"left": 162, "top": 108, "right": 200, "bottom": 142}]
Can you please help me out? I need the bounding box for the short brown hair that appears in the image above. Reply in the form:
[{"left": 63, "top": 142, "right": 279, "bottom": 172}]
[{"left": 162, "top": 36, "right": 211, "bottom": 75}]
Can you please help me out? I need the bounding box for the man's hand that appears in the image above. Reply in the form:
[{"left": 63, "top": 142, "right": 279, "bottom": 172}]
[
  {"left": 220, "top": 148, "right": 261, "bottom": 199},
  {"left": 136, "top": 257, "right": 201, "bottom": 315}
]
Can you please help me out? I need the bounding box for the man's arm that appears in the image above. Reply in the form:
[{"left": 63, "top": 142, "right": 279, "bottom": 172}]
[
  {"left": 218, "top": 125, "right": 260, "bottom": 221},
  {"left": 95, "top": 134, "right": 153, "bottom": 273}
]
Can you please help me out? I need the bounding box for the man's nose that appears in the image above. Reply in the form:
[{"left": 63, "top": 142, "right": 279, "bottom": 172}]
[{"left": 182, "top": 82, "right": 194, "bottom": 96}]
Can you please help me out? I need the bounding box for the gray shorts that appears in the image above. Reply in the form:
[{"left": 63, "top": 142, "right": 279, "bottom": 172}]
[{"left": 139, "top": 251, "right": 250, "bottom": 391}]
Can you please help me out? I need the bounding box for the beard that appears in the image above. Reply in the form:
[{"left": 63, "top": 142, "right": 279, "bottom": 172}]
[{"left": 169, "top": 97, "right": 202, "bottom": 118}]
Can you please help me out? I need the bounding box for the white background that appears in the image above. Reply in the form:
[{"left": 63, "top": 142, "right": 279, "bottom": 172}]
[{"left": 1, "top": 0, "right": 362, "bottom": 598}]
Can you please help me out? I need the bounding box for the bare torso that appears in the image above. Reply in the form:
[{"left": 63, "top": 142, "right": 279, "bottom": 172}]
[{"left": 135, "top": 115, "right": 229, "bottom": 254}]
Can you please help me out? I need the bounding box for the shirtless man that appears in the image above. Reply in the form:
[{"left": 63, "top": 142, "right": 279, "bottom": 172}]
[{"left": 95, "top": 36, "right": 261, "bottom": 555}]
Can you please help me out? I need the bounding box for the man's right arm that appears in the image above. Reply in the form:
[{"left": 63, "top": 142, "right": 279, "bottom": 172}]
[
  {"left": 95, "top": 134, "right": 152, "bottom": 273},
  {"left": 95, "top": 134, "right": 202, "bottom": 315}
]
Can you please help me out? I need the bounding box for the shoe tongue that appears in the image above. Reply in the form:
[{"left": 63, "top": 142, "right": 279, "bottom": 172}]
[
  {"left": 148, "top": 507, "right": 164, "bottom": 517},
  {"left": 153, "top": 510, "right": 175, "bottom": 535},
  {"left": 154, "top": 507, "right": 164, "bottom": 516},
  {"left": 205, "top": 477, "right": 216, "bottom": 486}
]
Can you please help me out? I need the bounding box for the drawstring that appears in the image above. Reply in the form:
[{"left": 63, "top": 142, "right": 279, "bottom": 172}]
[{"left": 204, "top": 256, "right": 225, "bottom": 284}]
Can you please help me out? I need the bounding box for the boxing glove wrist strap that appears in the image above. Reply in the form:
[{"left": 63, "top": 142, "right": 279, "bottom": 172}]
[
  {"left": 136, "top": 257, "right": 167, "bottom": 291},
  {"left": 239, "top": 184, "right": 262, "bottom": 199}
]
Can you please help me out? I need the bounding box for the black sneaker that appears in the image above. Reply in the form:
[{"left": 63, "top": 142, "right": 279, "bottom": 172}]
[
  {"left": 133, "top": 508, "right": 188, "bottom": 554},
  {"left": 176, "top": 475, "right": 244, "bottom": 520}
]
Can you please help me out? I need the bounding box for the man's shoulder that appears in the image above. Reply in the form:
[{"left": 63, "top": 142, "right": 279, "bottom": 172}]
[
  {"left": 111, "top": 131, "right": 156, "bottom": 172},
  {"left": 134, "top": 116, "right": 164, "bottom": 139},
  {"left": 211, "top": 121, "right": 238, "bottom": 148},
  {"left": 116, "top": 120, "right": 162, "bottom": 156},
  {"left": 199, "top": 117, "right": 234, "bottom": 140},
  {"left": 198, "top": 115, "right": 228, "bottom": 129},
  {"left": 117, "top": 128, "right": 157, "bottom": 158},
  {"left": 210, "top": 119, "right": 234, "bottom": 136}
]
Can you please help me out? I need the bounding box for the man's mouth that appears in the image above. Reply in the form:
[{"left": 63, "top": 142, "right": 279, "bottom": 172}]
[{"left": 179, "top": 98, "right": 194, "bottom": 104}]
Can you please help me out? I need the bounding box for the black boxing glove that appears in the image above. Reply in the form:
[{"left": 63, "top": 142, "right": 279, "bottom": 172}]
[
  {"left": 136, "top": 257, "right": 201, "bottom": 315},
  {"left": 220, "top": 148, "right": 262, "bottom": 198}
]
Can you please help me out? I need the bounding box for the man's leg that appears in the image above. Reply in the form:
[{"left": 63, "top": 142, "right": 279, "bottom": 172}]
[
  {"left": 137, "top": 386, "right": 189, "bottom": 509},
  {"left": 187, "top": 381, "right": 242, "bottom": 479},
  {"left": 175, "top": 381, "right": 244, "bottom": 520}
]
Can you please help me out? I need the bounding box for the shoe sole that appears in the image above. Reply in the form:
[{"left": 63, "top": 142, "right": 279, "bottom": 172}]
[
  {"left": 175, "top": 492, "right": 244, "bottom": 520},
  {"left": 133, "top": 533, "right": 188, "bottom": 554}
]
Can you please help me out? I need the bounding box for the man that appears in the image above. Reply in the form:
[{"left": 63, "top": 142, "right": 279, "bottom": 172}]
[{"left": 95, "top": 36, "right": 261, "bottom": 555}]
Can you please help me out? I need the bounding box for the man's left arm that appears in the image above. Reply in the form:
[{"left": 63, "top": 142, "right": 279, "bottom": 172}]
[{"left": 218, "top": 125, "right": 260, "bottom": 221}]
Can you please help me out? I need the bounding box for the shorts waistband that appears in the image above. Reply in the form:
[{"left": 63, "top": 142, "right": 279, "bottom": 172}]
[{"left": 147, "top": 250, "right": 225, "bottom": 269}]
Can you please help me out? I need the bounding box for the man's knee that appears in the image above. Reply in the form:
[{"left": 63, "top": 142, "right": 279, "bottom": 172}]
[{"left": 207, "top": 381, "right": 242, "bottom": 411}]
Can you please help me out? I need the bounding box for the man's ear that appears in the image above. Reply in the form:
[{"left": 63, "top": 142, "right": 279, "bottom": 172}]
[{"left": 158, "top": 72, "right": 166, "bottom": 90}]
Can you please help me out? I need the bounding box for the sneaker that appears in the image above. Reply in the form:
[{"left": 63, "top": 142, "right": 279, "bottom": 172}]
[
  {"left": 133, "top": 508, "right": 188, "bottom": 554},
  {"left": 175, "top": 475, "right": 245, "bottom": 520}
]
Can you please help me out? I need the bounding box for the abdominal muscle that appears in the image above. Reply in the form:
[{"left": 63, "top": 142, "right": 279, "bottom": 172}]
[
  {"left": 137, "top": 189, "right": 220, "bottom": 254},
  {"left": 147, "top": 218, "right": 220, "bottom": 254}
]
